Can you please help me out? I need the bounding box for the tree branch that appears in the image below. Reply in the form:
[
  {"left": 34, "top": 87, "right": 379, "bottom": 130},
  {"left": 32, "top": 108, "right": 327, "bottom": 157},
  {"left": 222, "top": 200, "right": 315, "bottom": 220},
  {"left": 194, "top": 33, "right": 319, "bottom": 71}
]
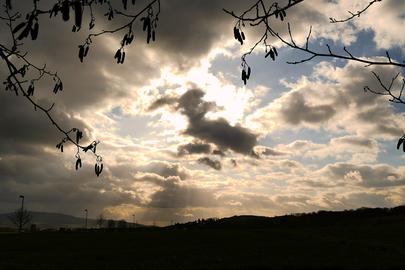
[
  {"left": 0, "top": 0, "right": 161, "bottom": 176},
  {"left": 329, "top": 0, "right": 382, "bottom": 23}
]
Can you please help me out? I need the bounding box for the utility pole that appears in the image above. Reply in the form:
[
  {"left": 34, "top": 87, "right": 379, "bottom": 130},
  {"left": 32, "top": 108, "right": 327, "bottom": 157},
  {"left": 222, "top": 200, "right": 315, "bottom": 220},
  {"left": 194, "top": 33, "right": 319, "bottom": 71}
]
[
  {"left": 84, "top": 209, "right": 88, "bottom": 229},
  {"left": 18, "top": 195, "right": 24, "bottom": 233},
  {"left": 132, "top": 214, "right": 135, "bottom": 229}
]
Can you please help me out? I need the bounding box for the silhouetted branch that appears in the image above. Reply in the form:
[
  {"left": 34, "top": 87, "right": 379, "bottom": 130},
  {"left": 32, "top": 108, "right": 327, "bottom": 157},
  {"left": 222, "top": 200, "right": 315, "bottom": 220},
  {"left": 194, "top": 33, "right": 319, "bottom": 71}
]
[
  {"left": 272, "top": 23, "right": 405, "bottom": 68},
  {"left": 364, "top": 72, "right": 405, "bottom": 104},
  {"left": 224, "top": 0, "right": 305, "bottom": 84},
  {"left": 225, "top": 0, "right": 404, "bottom": 81},
  {"left": 225, "top": 0, "right": 405, "bottom": 152},
  {"left": 223, "top": 0, "right": 304, "bottom": 23},
  {"left": 329, "top": 0, "right": 382, "bottom": 23},
  {"left": 0, "top": 49, "right": 101, "bottom": 157},
  {"left": 1, "top": 0, "right": 161, "bottom": 176},
  {"left": 80, "top": 0, "right": 160, "bottom": 63}
]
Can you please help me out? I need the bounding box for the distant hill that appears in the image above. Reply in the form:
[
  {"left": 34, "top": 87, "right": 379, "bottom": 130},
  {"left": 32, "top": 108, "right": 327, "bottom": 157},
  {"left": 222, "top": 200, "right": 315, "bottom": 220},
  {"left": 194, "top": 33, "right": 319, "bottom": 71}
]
[
  {"left": 169, "top": 205, "right": 405, "bottom": 229},
  {"left": 2, "top": 205, "right": 404, "bottom": 230},
  {"left": 0, "top": 211, "right": 94, "bottom": 229},
  {"left": 0, "top": 211, "right": 141, "bottom": 229}
]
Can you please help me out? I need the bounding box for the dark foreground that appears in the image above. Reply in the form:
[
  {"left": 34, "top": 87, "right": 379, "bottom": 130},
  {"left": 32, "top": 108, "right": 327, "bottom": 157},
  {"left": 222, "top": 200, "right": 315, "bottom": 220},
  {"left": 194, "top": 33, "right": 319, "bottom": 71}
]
[{"left": 1, "top": 214, "right": 405, "bottom": 269}]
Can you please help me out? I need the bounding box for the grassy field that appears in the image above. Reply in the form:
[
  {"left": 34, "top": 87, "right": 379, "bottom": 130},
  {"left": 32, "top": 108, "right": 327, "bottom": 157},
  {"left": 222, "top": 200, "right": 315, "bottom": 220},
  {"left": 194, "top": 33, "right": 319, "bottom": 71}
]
[{"left": 1, "top": 216, "right": 405, "bottom": 270}]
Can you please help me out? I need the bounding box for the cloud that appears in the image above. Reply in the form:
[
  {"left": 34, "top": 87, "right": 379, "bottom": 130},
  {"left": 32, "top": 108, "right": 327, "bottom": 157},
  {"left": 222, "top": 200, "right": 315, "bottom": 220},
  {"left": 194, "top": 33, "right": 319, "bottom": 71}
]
[
  {"left": 198, "top": 157, "right": 222, "bottom": 171},
  {"left": 332, "top": 136, "right": 376, "bottom": 148},
  {"left": 131, "top": 170, "right": 220, "bottom": 210},
  {"left": 230, "top": 159, "right": 237, "bottom": 167},
  {"left": 352, "top": 0, "right": 405, "bottom": 49},
  {"left": 185, "top": 118, "right": 257, "bottom": 155},
  {"left": 151, "top": 0, "right": 239, "bottom": 66},
  {"left": 139, "top": 161, "right": 189, "bottom": 180},
  {"left": 320, "top": 163, "right": 405, "bottom": 188},
  {"left": 1, "top": 0, "right": 405, "bottom": 224},
  {"left": 0, "top": 151, "right": 135, "bottom": 216},
  {"left": 275, "top": 135, "right": 380, "bottom": 163},
  {"left": 212, "top": 149, "right": 226, "bottom": 157},
  {"left": 150, "top": 88, "right": 258, "bottom": 155},
  {"left": 254, "top": 146, "right": 289, "bottom": 157},
  {"left": 0, "top": 90, "right": 92, "bottom": 154},
  {"left": 177, "top": 142, "right": 212, "bottom": 156},
  {"left": 318, "top": 191, "right": 397, "bottom": 210},
  {"left": 148, "top": 96, "right": 178, "bottom": 111},
  {"left": 280, "top": 91, "right": 336, "bottom": 125},
  {"left": 248, "top": 61, "right": 405, "bottom": 139},
  {"left": 147, "top": 178, "right": 218, "bottom": 208}
]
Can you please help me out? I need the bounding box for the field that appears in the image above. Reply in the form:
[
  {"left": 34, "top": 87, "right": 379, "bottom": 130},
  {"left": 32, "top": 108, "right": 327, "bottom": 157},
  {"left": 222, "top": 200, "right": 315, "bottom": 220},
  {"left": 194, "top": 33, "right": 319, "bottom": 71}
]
[{"left": 1, "top": 215, "right": 405, "bottom": 270}]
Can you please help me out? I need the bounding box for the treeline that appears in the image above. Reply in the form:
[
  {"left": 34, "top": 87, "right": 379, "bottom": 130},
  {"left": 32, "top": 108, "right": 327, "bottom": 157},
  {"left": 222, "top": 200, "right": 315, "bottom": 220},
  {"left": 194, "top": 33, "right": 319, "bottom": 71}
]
[{"left": 168, "top": 205, "right": 405, "bottom": 229}]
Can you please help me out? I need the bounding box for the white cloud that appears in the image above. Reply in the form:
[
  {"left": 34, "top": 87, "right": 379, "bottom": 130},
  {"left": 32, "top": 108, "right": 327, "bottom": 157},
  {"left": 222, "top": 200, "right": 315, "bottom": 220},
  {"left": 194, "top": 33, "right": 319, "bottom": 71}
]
[{"left": 248, "top": 61, "right": 405, "bottom": 140}]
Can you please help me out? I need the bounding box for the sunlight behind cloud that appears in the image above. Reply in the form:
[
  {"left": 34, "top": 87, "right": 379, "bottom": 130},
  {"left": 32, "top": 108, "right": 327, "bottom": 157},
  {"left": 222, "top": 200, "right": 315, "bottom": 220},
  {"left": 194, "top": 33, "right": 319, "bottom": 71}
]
[{"left": 2, "top": 0, "right": 405, "bottom": 227}]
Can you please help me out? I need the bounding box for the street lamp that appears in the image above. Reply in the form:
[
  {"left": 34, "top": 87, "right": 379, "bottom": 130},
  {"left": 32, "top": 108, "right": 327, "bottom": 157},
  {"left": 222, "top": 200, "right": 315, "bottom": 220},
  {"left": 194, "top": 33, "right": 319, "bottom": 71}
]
[
  {"left": 84, "top": 209, "right": 88, "bottom": 229},
  {"left": 18, "top": 195, "right": 25, "bottom": 232}
]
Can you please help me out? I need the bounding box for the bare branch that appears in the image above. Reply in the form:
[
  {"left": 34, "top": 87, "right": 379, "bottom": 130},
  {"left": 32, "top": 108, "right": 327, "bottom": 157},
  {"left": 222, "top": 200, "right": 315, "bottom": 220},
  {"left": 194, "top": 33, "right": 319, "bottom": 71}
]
[
  {"left": 330, "top": 0, "right": 382, "bottom": 23},
  {"left": 364, "top": 72, "right": 405, "bottom": 105},
  {"left": 270, "top": 24, "right": 405, "bottom": 68},
  {"left": 225, "top": 0, "right": 405, "bottom": 152},
  {"left": 0, "top": 0, "right": 161, "bottom": 176}
]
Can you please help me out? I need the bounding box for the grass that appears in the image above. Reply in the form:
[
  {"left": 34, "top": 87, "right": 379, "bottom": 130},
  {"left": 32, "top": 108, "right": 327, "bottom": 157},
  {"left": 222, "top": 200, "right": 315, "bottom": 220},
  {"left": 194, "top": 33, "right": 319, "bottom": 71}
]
[{"left": 1, "top": 217, "right": 405, "bottom": 270}]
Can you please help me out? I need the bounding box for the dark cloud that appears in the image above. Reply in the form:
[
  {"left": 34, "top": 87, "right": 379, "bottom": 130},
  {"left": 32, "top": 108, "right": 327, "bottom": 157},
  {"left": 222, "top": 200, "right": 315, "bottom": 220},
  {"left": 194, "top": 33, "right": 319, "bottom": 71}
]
[
  {"left": 0, "top": 0, "right": 162, "bottom": 114},
  {"left": 150, "top": 89, "right": 257, "bottom": 155},
  {"left": 185, "top": 118, "right": 257, "bottom": 155},
  {"left": 148, "top": 96, "right": 178, "bottom": 111},
  {"left": 177, "top": 142, "right": 212, "bottom": 156},
  {"left": 198, "top": 157, "right": 222, "bottom": 171},
  {"left": 153, "top": 0, "right": 250, "bottom": 66},
  {"left": 0, "top": 91, "right": 92, "bottom": 153},
  {"left": 212, "top": 149, "right": 226, "bottom": 157},
  {"left": 177, "top": 89, "right": 220, "bottom": 120},
  {"left": 230, "top": 159, "right": 237, "bottom": 167},
  {"left": 0, "top": 152, "right": 135, "bottom": 216},
  {"left": 281, "top": 92, "right": 336, "bottom": 125},
  {"left": 255, "top": 146, "right": 288, "bottom": 157}
]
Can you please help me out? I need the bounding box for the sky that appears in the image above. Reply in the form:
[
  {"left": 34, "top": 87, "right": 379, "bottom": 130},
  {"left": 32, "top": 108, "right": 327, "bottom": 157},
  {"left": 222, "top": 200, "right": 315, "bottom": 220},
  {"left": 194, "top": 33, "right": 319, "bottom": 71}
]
[{"left": 1, "top": 0, "right": 405, "bottom": 225}]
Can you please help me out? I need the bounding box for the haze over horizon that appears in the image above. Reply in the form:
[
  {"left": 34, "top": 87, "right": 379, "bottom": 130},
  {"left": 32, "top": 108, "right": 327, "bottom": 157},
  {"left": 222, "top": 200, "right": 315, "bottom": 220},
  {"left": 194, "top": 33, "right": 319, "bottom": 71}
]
[{"left": 1, "top": 0, "right": 405, "bottom": 226}]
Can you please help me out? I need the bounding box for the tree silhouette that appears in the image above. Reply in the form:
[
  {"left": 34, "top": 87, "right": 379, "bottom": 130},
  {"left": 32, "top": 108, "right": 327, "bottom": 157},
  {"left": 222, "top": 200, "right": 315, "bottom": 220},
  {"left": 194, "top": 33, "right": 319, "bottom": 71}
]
[
  {"left": 8, "top": 208, "right": 32, "bottom": 232},
  {"left": 96, "top": 213, "right": 105, "bottom": 228},
  {"left": 224, "top": 0, "right": 405, "bottom": 150},
  {"left": 0, "top": 0, "right": 160, "bottom": 176}
]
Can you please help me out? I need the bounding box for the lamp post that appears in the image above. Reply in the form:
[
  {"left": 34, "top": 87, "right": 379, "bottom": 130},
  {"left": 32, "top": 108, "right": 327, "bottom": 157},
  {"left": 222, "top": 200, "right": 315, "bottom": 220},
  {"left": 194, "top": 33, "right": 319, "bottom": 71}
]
[
  {"left": 18, "top": 195, "right": 24, "bottom": 232},
  {"left": 84, "top": 209, "right": 88, "bottom": 229}
]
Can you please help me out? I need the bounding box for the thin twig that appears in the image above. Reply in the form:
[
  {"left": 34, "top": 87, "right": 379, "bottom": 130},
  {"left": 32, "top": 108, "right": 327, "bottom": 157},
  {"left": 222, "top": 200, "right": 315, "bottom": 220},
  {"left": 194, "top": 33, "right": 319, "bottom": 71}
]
[{"left": 330, "top": 0, "right": 382, "bottom": 23}]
